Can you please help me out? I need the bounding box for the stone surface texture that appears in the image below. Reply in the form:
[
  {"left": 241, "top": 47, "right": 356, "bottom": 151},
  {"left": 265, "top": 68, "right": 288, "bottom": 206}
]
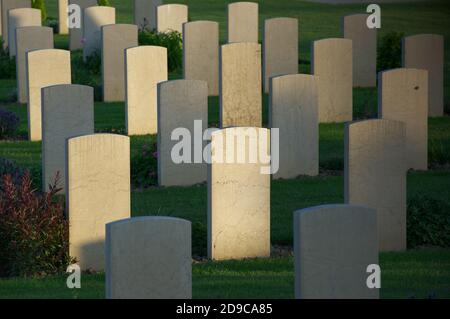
[
  {"left": 345, "top": 119, "right": 407, "bottom": 251},
  {"left": 16, "top": 26, "right": 53, "bottom": 103},
  {"left": 269, "top": 74, "right": 319, "bottom": 179},
  {"left": 378, "top": 68, "right": 428, "bottom": 170},
  {"left": 42, "top": 84, "right": 94, "bottom": 194},
  {"left": 263, "top": 17, "right": 298, "bottom": 93},
  {"left": 183, "top": 21, "right": 219, "bottom": 96},
  {"left": 106, "top": 216, "right": 192, "bottom": 299},
  {"left": 125, "top": 45, "right": 168, "bottom": 135},
  {"left": 66, "top": 134, "right": 131, "bottom": 271},
  {"left": 158, "top": 80, "right": 208, "bottom": 186},
  {"left": 26, "top": 49, "right": 71, "bottom": 141},
  {"left": 312, "top": 38, "right": 353, "bottom": 123},
  {"left": 220, "top": 42, "right": 262, "bottom": 128},
  {"left": 294, "top": 204, "right": 379, "bottom": 299}
]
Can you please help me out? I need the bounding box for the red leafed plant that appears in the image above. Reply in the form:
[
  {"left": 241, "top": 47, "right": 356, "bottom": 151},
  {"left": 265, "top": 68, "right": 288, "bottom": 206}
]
[{"left": 0, "top": 171, "right": 73, "bottom": 277}]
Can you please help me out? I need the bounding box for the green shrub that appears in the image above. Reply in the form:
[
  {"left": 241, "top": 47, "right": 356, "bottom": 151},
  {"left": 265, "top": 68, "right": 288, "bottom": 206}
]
[
  {"left": 429, "top": 138, "right": 450, "bottom": 167},
  {"left": 407, "top": 195, "right": 450, "bottom": 248},
  {"left": 192, "top": 222, "right": 207, "bottom": 257},
  {"left": 97, "top": 0, "right": 111, "bottom": 6},
  {"left": 377, "top": 31, "right": 404, "bottom": 72},
  {"left": 0, "top": 158, "right": 25, "bottom": 190},
  {"left": 71, "top": 51, "right": 103, "bottom": 101},
  {"left": 0, "top": 108, "right": 20, "bottom": 139},
  {"left": 0, "top": 172, "right": 73, "bottom": 277},
  {"left": 32, "top": 0, "right": 47, "bottom": 23},
  {"left": 0, "top": 46, "right": 16, "bottom": 79},
  {"left": 139, "top": 30, "right": 183, "bottom": 72},
  {"left": 131, "top": 141, "right": 158, "bottom": 189},
  {"left": 45, "top": 18, "right": 58, "bottom": 34}
]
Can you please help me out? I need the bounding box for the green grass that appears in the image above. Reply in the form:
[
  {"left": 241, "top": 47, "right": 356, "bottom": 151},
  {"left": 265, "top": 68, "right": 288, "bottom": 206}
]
[
  {"left": 0, "top": 249, "right": 449, "bottom": 299},
  {"left": 0, "top": 0, "right": 450, "bottom": 299}
]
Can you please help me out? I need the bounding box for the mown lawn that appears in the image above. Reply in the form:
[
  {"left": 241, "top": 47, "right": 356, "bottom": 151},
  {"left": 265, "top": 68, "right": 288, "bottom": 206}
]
[
  {"left": 0, "top": 249, "right": 449, "bottom": 299},
  {"left": 0, "top": 0, "right": 449, "bottom": 299}
]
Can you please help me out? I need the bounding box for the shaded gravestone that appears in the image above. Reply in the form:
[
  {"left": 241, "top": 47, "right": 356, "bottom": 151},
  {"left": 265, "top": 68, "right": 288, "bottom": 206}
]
[
  {"left": 183, "top": 21, "right": 219, "bottom": 96},
  {"left": 42, "top": 85, "right": 94, "bottom": 194},
  {"left": 263, "top": 17, "right": 298, "bottom": 93},
  {"left": 125, "top": 45, "right": 167, "bottom": 135},
  {"left": 16, "top": 26, "right": 53, "bottom": 103},
  {"left": 378, "top": 68, "right": 428, "bottom": 170},
  {"left": 125, "top": 46, "right": 167, "bottom": 135},
  {"left": 83, "top": 6, "right": 115, "bottom": 60},
  {"left": 106, "top": 216, "right": 192, "bottom": 299},
  {"left": 58, "top": 0, "right": 68, "bottom": 34},
  {"left": 269, "top": 74, "right": 319, "bottom": 179},
  {"left": 66, "top": 134, "right": 131, "bottom": 271},
  {"left": 1, "top": 0, "right": 30, "bottom": 48},
  {"left": 69, "top": 0, "right": 97, "bottom": 51},
  {"left": 102, "top": 24, "right": 138, "bottom": 102},
  {"left": 227, "top": 2, "right": 258, "bottom": 43},
  {"left": 8, "top": 8, "right": 41, "bottom": 57},
  {"left": 294, "top": 204, "right": 378, "bottom": 299},
  {"left": 220, "top": 42, "right": 262, "bottom": 128},
  {"left": 312, "top": 38, "right": 352, "bottom": 123},
  {"left": 208, "top": 127, "right": 271, "bottom": 260},
  {"left": 134, "top": 0, "right": 161, "bottom": 31},
  {"left": 342, "top": 14, "right": 377, "bottom": 87},
  {"left": 403, "top": 34, "right": 444, "bottom": 117},
  {"left": 345, "top": 119, "right": 406, "bottom": 251},
  {"left": 26, "top": 49, "right": 71, "bottom": 141},
  {"left": 158, "top": 80, "right": 208, "bottom": 186},
  {"left": 156, "top": 4, "right": 187, "bottom": 34}
]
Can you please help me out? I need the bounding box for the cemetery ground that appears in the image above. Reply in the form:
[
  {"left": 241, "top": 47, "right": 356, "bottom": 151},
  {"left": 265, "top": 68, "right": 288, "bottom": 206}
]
[{"left": 0, "top": 0, "right": 450, "bottom": 299}]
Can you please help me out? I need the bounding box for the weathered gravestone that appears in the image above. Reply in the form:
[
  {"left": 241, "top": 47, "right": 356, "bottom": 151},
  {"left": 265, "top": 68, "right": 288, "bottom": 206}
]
[
  {"left": 183, "top": 21, "right": 219, "bottom": 96},
  {"left": 342, "top": 14, "right": 377, "bottom": 87},
  {"left": 1, "top": 0, "right": 30, "bottom": 47},
  {"left": 403, "top": 34, "right": 444, "bottom": 117},
  {"left": 378, "top": 68, "right": 428, "bottom": 170},
  {"left": 58, "top": 0, "right": 68, "bottom": 34},
  {"left": 125, "top": 45, "right": 167, "bottom": 135},
  {"left": 158, "top": 80, "right": 208, "bottom": 186},
  {"left": 106, "top": 217, "right": 192, "bottom": 299},
  {"left": 83, "top": 6, "right": 115, "bottom": 60},
  {"left": 312, "top": 38, "right": 353, "bottom": 123},
  {"left": 208, "top": 127, "right": 271, "bottom": 260},
  {"left": 269, "top": 74, "right": 319, "bottom": 179},
  {"left": 16, "top": 26, "right": 53, "bottom": 103},
  {"left": 294, "top": 204, "right": 378, "bottom": 299},
  {"left": 102, "top": 24, "right": 138, "bottom": 102},
  {"left": 66, "top": 134, "right": 131, "bottom": 271},
  {"left": 156, "top": 4, "right": 187, "bottom": 34},
  {"left": 8, "top": 8, "right": 41, "bottom": 57},
  {"left": 26, "top": 49, "right": 71, "bottom": 141},
  {"left": 69, "top": 0, "right": 97, "bottom": 51},
  {"left": 134, "top": 0, "right": 161, "bottom": 31},
  {"left": 345, "top": 119, "right": 407, "bottom": 251},
  {"left": 42, "top": 84, "right": 94, "bottom": 194},
  {"left": 263, "top": 17, "right": 298, "bottom": 93},
  {"left": 220, "top": 42, "right": 262, "bottom": 128},
  {"left": 227, "top": 2, "right": 258, "bottom": 43}
]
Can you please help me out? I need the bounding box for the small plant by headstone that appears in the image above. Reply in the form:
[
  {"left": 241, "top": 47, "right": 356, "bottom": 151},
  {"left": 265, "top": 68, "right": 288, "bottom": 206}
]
[
  {"left": 0, "top": 46, "right": 16, "bottom": 80},
  {"left": 98, "top": 0, "right": 111, "bottom": 6},
  {"left": 0, "top": 108, "right": 20, "bottom": 139},
  {"left": 0, "top": 172, "right": 73, "bottom": 277},
  {"left": 377, "top": 31, "right": 404, "bottom": 72},
  {"left": 139, "top": 30, "right": 182, "bottom": 73},
  {"left": 407, "top": 195, "right": 450, "bottom": 248},
  {"left": 31, "top": 0, "right": 47, "bottom": 23},
  {"left": 131, "top": 141, "right": 158, "bottom": 189}
]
